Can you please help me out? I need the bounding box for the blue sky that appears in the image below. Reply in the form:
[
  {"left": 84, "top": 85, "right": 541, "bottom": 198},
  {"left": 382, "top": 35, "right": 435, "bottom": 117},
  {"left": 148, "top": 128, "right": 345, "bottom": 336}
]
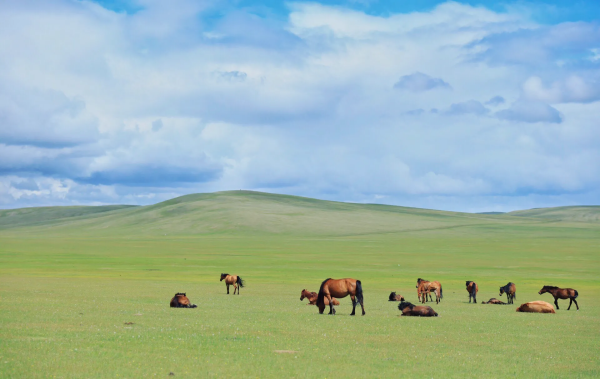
[{"left": 0, "top": 0, "right": 599, "bottom": 212}]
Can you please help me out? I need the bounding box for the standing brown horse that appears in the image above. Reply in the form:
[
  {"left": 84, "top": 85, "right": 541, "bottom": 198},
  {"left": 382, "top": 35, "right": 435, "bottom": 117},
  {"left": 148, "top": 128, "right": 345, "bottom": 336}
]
[
  {"left": 416, "top": 279, "right": 433, "bottom": 302},
  {"left": 466, "top": 281, "right": 478, "bottom": 303},
  {"left": 539, "top": 286, "right": 579, "bottom": 310},
  {"left": 317, "top": 278, "right": 365, "bottom": 316},
  {"left": 417, "top": 278, "right": 443, "bottom": 304},
  {"left": 220, "top": 273, "right": 245, "bottom": 295},
  {"left": 499, "top": 282, "right": 516, "bottom": 304},
  {"left": 300, "top": 289, "right": 339, "bottom": 305}
]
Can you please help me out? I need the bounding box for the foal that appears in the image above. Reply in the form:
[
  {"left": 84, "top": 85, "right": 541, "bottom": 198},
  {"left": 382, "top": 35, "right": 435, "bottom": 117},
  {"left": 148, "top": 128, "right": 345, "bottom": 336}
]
[{"left": 538, "top": 286, "right": 579, "bottom": 310}]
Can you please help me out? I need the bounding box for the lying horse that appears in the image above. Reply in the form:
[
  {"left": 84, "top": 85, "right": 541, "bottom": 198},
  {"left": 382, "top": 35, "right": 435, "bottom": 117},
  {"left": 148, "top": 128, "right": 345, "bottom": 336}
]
[
  {"left": 538, "top": 286, "right": 579, "bottom": 310},
  {"left": 388, "top": 292, "right": 405, "bottom": 302},
  {"left": 398, "top": 301, "right": 438, "bottom": 317},
  {"left": 300, "top": 289, "right": 339, "bottom": 306},
  {"left": 220, "top": 273, "right": 245, "bottom": 295},
  {"left": 417, "top": 278, "right": 443, "bottom": 304},
  {"left": 170, "top": 293, "right": 197, "bottom": 308},
  {"left": 481, "top": 298, "right": 506, "bottom": 304},
  {"left": 466, "top": 281, "right": 478, "bottom": 303},
  {"left": 499, "top": 282, "right": 516, "bottom": 304},
  {"left": 516, "top": 301, "right": 555, "bottom": 314},
  {"left": 317, "top": 278, "right": 365, "bottom": 316}
]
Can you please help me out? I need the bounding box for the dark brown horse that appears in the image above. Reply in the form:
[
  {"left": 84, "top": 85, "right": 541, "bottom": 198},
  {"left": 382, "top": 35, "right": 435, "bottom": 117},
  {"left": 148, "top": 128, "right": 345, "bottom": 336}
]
[
  {"left": 388, "top": 292, "right": 405, "bottom": 302},
  {"left": 397, "top": 301, "right": 438, "bottom": 317},
  {"left": 417, "top": 278, "right": 443, "bottom": 304},
  {"left": 170, "top": 293, "right": 197, "bottom": 308},
  {"left": 300, "top": 289, "right": 339, "bottom": 306},
  {"left": 220, "top": 273, "right": 244, "bottom": 295},
  {"left": 317, "top": 278, "right": 365, "bottom": 316},
  {"left": 499, "top": 282, "right": 516, "bottom": 304},
  {"left": 539, "top": 286, "right": 579, "bottom": 310},
  {"left": 466, "top": 281, "right": 478, "bottom": 303},
  {"left": 481, "top": 298, "right": 506, "bottom": 304}
]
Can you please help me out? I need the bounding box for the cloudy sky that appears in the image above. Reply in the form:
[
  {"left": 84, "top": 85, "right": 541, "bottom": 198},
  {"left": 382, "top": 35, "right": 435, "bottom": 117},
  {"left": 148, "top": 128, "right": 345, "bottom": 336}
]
[{"left": 1, "top": 0, "right": 599, "bottom": 212}]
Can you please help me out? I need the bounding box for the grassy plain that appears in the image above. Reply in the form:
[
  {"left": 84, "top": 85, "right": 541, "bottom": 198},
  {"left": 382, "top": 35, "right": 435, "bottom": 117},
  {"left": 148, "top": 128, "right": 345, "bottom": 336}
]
[{"left": 1, "top": 191, "right": 599, "bottom": 378}]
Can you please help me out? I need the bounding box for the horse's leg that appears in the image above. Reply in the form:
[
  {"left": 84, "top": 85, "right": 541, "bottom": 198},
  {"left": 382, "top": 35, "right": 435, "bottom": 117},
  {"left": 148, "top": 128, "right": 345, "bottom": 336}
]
[
  {"left": 567, "top": 298, "right": 572, "bottom": 310},
  {"left": 226, "top": 284, "right": 230, "bottom": 294},
  {"left": 327, "top": 294, "right": 334, "bottom": 315},
  {"left": 234, "top": 284, "right": 238, "bottom": 295},
  {"left": 572, "top": 298, "right": 579, "bottom": 310},
  {"left": 474, "top": 293, "right": 477, "bottom": 304},
  {"left": 554, "top": 297, "right": 559, "bottom": 310},
  {"left": 350, "top": 294, "right": 356, "bottom": 316}
]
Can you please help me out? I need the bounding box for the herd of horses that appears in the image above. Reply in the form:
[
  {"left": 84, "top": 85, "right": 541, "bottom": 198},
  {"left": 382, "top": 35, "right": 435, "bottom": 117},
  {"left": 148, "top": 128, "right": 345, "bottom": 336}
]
[{"left": 170, "top": 274, "right": 580, "bottom": 316}]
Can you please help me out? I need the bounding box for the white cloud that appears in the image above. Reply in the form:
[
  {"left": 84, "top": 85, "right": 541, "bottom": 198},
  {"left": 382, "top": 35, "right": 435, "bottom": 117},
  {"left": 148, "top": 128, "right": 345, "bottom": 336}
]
[{"left": 0, "top": 1, "right": 598, "bottom": 211}]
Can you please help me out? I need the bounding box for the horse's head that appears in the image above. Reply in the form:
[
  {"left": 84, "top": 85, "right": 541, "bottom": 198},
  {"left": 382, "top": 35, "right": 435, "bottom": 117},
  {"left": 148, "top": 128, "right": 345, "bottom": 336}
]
[
  {"left": 538, "top": 285, "right": 556, "bottom": 295},
  {"left": 466, "top": 281, "right": 472, "bottom": 287},
  {"left": 300, "top": 289, "right": 308, "bottom": 301},
  {"left": 499, "top": 287, "right": 504, "bottom": 296},
  {"left": 398, "top": 301, "right": 415, "bottom": 312},
  {"left": 389, "top": 292, "right": 396, "bottom": 301},
  {"left": 220, "top": 273, "right": 227, "bottom": 281}
]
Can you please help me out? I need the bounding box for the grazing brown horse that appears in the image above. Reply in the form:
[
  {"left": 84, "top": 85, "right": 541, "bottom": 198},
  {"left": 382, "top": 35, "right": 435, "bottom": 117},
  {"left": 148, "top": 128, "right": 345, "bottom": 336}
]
[
  {"left": 516, "top": 301, "right": 555, "bottom": 314},
  {"left": 220, "top": 273, "right": 245, "bottom": 295},
  {"left": 397, "top": 301, "right": 438, "bottom": 317},
  {"left": 466, "top": 281, "right": 478, "bottom": 303},
  {"left": 539, "top": 286, "right": 579, "bottom": 310},
  {"left": 417, "top": 278, "right": 443, "bottom": 304},
  {"left": 481, "top": 298, "right": 506, "bottom": 304},
  {"left": 317, "top": 278, "right": 365, "bottom": 316},
  {"left": 300, "top": 289, "right": 339, "bottom": 306},
  {"left": 388, "top": 292, "right": 405, "bottom": 302},
  {"left": 170, "top": 293, "right": 197, "bottom": 308},
  {"left": 499, "top": 282, "right": 516, "bottom": 304}
]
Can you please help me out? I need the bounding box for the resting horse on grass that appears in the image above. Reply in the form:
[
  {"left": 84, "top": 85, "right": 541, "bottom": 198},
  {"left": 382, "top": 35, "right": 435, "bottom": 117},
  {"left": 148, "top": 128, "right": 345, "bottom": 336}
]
[
  {"left": 466, "top": 281, "right": 478, "bottom": 303},
  {"left": 481, "top": 298, "right": 506, "bottom": 304},
  {"left": 499, "top": 282, "right": 516, "bottom": 304},
  {"left": 388, "top": 292, "right": 405, "bottom": 302},
  {"left": 300, "top": 289, "right": 339, "bottom": 306},
  {"left": 220, "top": 273, "right": 244, "bottom": 295},
  {"left": 417, "top": 278, "right": 443, "bottom": 304},
  {"left": 398, "top": 301, "right": 438, "bottom": 317},
  {"left": 539, "top": 286, "right": 579, "bottom": 310},
  {"left": 516, "top": 301, "right": 555, "bottom": 314},
  {"left": 170, "top": 293, "right": 197, "bottom": 308},
  {"left": 317, "top": 278, "right": 365, "bottom": 316}
]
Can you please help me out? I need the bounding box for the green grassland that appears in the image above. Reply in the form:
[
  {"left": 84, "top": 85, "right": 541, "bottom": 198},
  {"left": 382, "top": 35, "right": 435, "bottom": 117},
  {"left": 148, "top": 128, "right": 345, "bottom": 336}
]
[{"left": 1, "top": 191, "right": 599, "bottom": 378}]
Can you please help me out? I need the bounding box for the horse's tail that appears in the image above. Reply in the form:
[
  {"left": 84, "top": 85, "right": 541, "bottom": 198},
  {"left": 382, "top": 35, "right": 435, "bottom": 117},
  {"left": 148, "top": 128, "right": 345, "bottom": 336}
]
[
  {"left": 355, "top": 280, "right": 364, "bottom": 305},
  {"left": 440, "top": 285, "right": 443, "bottom": 299},
  {"left": 470, "top": 284, "right": 477, "bottom": 298},
  {"left": 237, "top": 276, "right": 245, "bottom": 288},
  {"left": 317, "top": 278, "right": 331, "bottom": 307},
  {"left": 574, "top": 290, "right": 578, "bottom": 299},
  {"left": 190, "top": 304, "right": 197, "bottom": 308}
]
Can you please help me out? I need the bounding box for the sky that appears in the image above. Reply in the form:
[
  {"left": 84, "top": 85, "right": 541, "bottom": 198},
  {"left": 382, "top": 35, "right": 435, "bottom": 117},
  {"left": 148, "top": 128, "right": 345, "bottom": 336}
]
[{"left": 0, "top": 0, "right": 599, "bottom": 212}]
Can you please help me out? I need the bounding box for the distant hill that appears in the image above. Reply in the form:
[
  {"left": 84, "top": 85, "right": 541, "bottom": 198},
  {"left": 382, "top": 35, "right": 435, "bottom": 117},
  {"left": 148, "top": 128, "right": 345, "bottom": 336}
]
[
  {"left": 0, "top": 205, "right": 137, "bottom": 230},
  {"left": 507, "top": 206, "right": 600, "bottom": 223},
  {"left": 0, "top": 190, "right": 529, "bottom": 236},
  {"left": 0, "top": 191, "right": 596, "bottom": 236}
]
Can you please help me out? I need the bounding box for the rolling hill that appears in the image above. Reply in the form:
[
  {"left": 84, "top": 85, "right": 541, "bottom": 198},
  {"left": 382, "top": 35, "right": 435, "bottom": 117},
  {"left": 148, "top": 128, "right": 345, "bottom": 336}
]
[{"left": 2, "top": 190, "right": 595, "bottom": 237}]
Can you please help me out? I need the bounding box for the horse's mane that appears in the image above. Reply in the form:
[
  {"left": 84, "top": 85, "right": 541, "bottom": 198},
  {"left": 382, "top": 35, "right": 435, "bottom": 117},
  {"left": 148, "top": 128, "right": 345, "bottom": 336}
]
[
  {"left": 175, "top": 292, "right": 186, "bottom": 296},
  {"left": 221, "top": 273, "right": 229, "bottom": 276},
  {"left": 466, "top": 281, "right": 473, "bottom": 285},
  {"left": 417, "top": 278, "right": 428, "bottom": 283},
  {"left": 316, "top": 278, "right": 332, "bottom": 307},
  {"left": 398, "top": 301, "right": 415, "bottom": 311},
  {"left": 543, "top": 285, "right": 559, "bottom": 289}
]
